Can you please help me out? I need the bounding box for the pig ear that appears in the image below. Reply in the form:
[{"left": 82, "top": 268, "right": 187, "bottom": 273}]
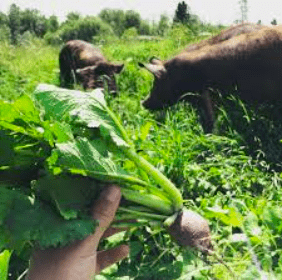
[
  {"left": 112, "top": 63, "right": 124, "bottom": 74},
  {"left": 138, "top": 62, "right": 166, "bottom": 78}
]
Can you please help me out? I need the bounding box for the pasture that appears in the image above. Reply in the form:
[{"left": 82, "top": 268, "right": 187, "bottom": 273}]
[{"left": 1, "top": 34, "right": 282, "bottom": 280}]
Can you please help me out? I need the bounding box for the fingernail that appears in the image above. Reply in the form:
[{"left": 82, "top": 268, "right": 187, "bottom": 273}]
[{"left": 100, "top": 185, "right": 121, "bottom": 202}]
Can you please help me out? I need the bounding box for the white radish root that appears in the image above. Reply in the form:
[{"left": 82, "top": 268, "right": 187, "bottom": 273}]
[{"left": 167, "top": 209, "right": 212, "bottom": 253}]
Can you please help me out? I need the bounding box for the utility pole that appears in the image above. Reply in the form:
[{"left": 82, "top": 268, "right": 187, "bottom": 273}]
[{"left": 239, "top": 0, "right": 248, "bottom": 23}]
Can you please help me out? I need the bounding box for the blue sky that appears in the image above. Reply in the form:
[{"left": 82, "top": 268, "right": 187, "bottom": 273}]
[{"left": 0, "top": 0, "right": 281, "bottom": 25}]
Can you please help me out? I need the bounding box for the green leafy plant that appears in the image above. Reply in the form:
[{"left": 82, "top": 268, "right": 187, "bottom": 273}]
[{"left": 0, "top": 84, "right": 211, "bottom": 256}]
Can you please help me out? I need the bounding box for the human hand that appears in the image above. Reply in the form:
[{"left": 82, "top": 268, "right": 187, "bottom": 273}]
[{"left": 27, "top": 185, "right": 129, "bottom": 280}]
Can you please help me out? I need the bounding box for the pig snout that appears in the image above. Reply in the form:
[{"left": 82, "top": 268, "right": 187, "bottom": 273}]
[
  {"left": 142, "top": 97, "right": 152, "bottom": 109},
  {"left": 142, "top": 95, "right": 164, "bottom": 110}
]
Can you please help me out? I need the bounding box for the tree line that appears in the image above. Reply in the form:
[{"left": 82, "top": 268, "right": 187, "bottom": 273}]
[
  {"left": 0, "top": 2, "right": 208, "bottom": 45},
  {"left": 0, "top": 1, "right": 280, "bottom": 45}
]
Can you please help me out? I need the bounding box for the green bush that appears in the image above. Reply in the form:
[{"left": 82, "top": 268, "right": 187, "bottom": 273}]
[
  {"left": 18, "top": 30, "right": 42, "bottom": 46},
  {"left": 0, "top": 25, "right": 11, "bottom": 42},
  {"left": 99, "top": 9, "right": 126, "bottom": 37},
  {"left": 92, "top": 34, "right": 118, "bottom": 45},
  {"left": 56, "top": 16, "right": 114, "bottom": 42},
  {"left": 44, "top": 31, "right": 63, "bottom": 45},
  {"left": 168, "top": 23, "right": 194, "bottom": 45},
  {"left": 121, "top": 27, "right": 138, "bottom": 40}
]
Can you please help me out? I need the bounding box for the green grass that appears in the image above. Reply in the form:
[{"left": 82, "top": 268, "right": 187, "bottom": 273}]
[
  {"left": 1, "top": 36, "right": 282, "bottom": 280},
  {"left": 0, "top": 39, "right": 59, "bottom": 100}
]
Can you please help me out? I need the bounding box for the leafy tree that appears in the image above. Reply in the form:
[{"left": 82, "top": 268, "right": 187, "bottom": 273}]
[
  {"left": 257, "top": 20, "right": 262, "bottom": 25},
  {"left": 99, "top": 9, "right": 126, "bottom": 36},
  {"left": 44, "top": 31, "right": 62, "bottom": 45},
  {"left": 271, "top": 18, "right": 277, "bottom": 25},
  {"left": 47, "top": 15, "right": 59, "bottom": 32},
  {"left": 33, "top": 16, "right": 48, "bottom": 37},
  {"left": 61, "top": 12, "right": 81, "bottom": 27},
  {"left": 66, "top": 12, "right": 81, "bottom": 22},
  {"left": 20, "top": 9, "right": 38, "bottom": 34},
  {"left": 20, "top": 9, "right": 48, "bottom": 37},
  {"left": 56, "top": 16, "right": 114, "bottom": 42},
  {"left": 125, "top": 10, "right": 141, "bottom": 29},
  {"left": 0, "top": 11, "right": 10, "bottom": 42},
  {"left": 0, "top": 25, "right": 11, "bottom": 42},
  {"left": 158, "top": 14, "right": 170, "bottom": 36},
  {"left": 8, "top": 4, "right": 21, "bottom": 44},
  {"left": 189, "top": 14, "right": 201, "bottom": 25},
  {"left": 173, "top": 1, "right": 190, "bottom": 25},
  {"left": 139, "top": 20, "right": 151, "bottom": 35},
  {"left": 0, "top": 12, "right": 8, "bottom": 26},
  {"left": 186, "top": 14, "right": 203, "bottom": 35}
]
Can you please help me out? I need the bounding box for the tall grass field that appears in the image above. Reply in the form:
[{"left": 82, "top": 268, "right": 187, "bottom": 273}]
[{"left": 1, "top": 34, "right": 282, "bottom": 280}]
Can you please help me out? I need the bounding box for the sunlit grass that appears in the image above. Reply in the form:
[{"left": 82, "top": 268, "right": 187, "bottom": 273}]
[{"left": 0, "top": 39, "right": 59, "bottom": 100}]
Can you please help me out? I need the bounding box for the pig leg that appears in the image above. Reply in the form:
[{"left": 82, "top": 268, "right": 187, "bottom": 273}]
[
  {"left": 201, "top": 88, "right": 215, "bottom": 133},
  {"left": 59, "top": 55, "right": 74, "bottom": 88}
]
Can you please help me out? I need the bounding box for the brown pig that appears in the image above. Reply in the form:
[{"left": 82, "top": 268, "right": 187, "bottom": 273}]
[
  {"left": 140, "top": 25, "right": 282, "bottom": 132},
  {"left": 185, "top": 23, "right": 263, "bottom": 52},
  {"left": 59, "top": 40, "right": 124, "bottom": 94}
]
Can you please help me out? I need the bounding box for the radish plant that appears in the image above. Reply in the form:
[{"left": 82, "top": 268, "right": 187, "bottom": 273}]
[{"left": 0, "top": 84, "right": 211, "bottom": 254}]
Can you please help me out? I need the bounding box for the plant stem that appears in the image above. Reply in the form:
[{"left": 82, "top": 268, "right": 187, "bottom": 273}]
[
  {"left": 124, "top": 148, "right": 183, "bottom": 211},
  {"left": 121, "top": 188, "right": 173, "bottom": 215},
  {"left": 112, "top": 220, "right": 161, "bottom": 228},
  {"left": 68, "top": 168, "right": 150, "bottom": 187},
  {"left": 118, "top": 206, "right": 168, "bottom": 220},
  {"left": 104, "top": 97, "right": 183, "bottom": 211},
  {"left": 103, "top": 103, "right": 132, "bottom": 145},
  {"left": 127, "top": 184, "right": 172, "bottom": 204}
]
